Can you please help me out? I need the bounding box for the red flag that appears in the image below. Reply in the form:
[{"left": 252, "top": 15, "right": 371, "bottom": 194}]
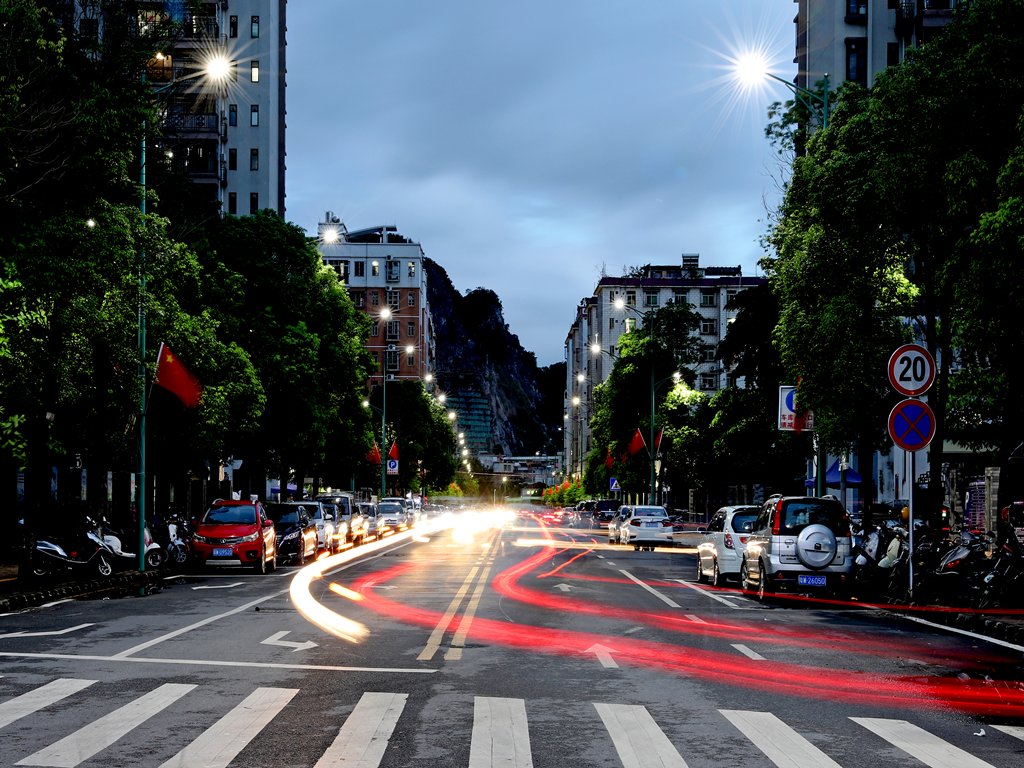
[
  {"left": 388, "top": 441, "right": 399, "bottom": 461},
  {"left": 654, "top": 427, "right": 665, "bottom": 454},
  {"left": 155, "top": 343, "right": 202, "bottom": 408},
  {"left": 367, "top": 442, "right": 382, "bottom": 464},
  {"left": 605, "top": 448, "right": 614, "bottom": 469},
  {"left": 627, "top": 428, "right": 646, "bottom": 456}
]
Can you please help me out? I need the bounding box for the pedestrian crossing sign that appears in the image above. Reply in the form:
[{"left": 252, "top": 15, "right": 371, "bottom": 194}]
[{"left": 610, "top": 478, "right": 621, "bottom": 491}]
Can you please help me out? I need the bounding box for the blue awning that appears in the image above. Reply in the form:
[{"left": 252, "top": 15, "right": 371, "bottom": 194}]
[
  {"left": 270, "top": 483, "right": 298, "bottom": 494},
  {"left": 804, "top": 459, "right": 862, "bottom": 487}
]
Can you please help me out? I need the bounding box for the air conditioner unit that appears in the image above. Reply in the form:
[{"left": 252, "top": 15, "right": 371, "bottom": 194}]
[
  {"left": 386, "top": 345, "right": 396, "bottom": 352},
  {"left": 385, "top": 374, "right": 396, "bottom": 381}
]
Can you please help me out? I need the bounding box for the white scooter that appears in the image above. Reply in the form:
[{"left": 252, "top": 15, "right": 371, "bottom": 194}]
[{"left": 101, "top": 518, "right": 165, "bottom": 569}]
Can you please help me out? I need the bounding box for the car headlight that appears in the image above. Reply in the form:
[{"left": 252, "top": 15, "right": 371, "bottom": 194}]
[
  {"left": 282, "top": 531, "right": 299, "bottom": 541},
  {"left": 239, "top": 533, "right": 259, "bottom": 543},
  {"left": 193, "top": 534, "right": 208, "bottom": 544}
]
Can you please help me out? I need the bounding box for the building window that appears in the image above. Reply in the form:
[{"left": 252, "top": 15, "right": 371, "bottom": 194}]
[
  {"left": 251, "top": 15, "right": 259, "bottom": 37},
  {"left": 887, "top": 42, "right": 900, "bottom": 67},
  {"left": 228, "top": 148, "right": 237, "bottom": 170},
  {"left": 229, "top": 15, "right": 237, "bottom": 37},
  {"left": 700, "top": 374, "right": 718, "bottom": 391},
  {"left": 250, "top": 105, "right": 258, "bottom": 126},
  {"left": 370, "top": 290, "right": 379, "bottom": 306},
  {"left": 407, "top": 322, "right": 415, "bottom": 337},
  {"left": 846, "top": 1, "right": 867, "bottom": 14},
  {"left": 625, "top": 318, "right": 636, "bottom": 332},
  {"left": 371, "top": 261, "right": 379, "bottom": 277},
  {"left": 609, "top": 345, "right": 616, "bottom": 357},
  {"left": 609, "top": 318, "right": 615, "bottom": 330},
  {"left": 385, "top": 350, "right": 399, "bottom": 371},
  {"left": 625, "top": 291, "right": 636, "bottom": 306},
  {"left": 700, "top": 290, "right": 717, "bottom": 307},
  {"left": 387, "top": 290, "right": 400, "bottom": 309},
  {"left": 727, "top": 374, "right": 739, "bottom": 388},
  {"left": 726, "top": 289, "right": 738, "bottom": 306},
  {"left": 249, "top": 193, "right": 258, "bottom": 214},
  {"left": 80, "top": 17, "right": 98, "bottom": 45},
  {"left": 673, "top": 291, "right": 687, "bottom": 305},
  {"left": 700, "top": 319, "right": 718, "bottom": 335},
  {"left": 231, "top": 60, "right": 237, "bottom": 81},
  {"left": 644, "top": 292, "right": 658, "bottom": 307},
  {"left": 354, "top": 261, "right": 365, "bottom": 277},
  {"left": 228, "top": 104, "right": 237, "bottom": 126},
  {"left": 371, "top": 322, "right": 379, "bottom": 337},
  {"left": 351, "top": 290, "right": 365, "bottom": 307},
  {"left": 251, "top": 61, "right": 259, "bottom": 83},
  {"left": 385, "top": 260, "right": 400, "bottom": 281},
  {"left": 338, "top": 260, "right": 349, "bottom": 280},
  {"left": 407, "top": 352, "right": 415, "bottom": 367},
  {"left": 408, "top": 292, "right": 416, "bottom": 307},
  {"left": 702, "top": 346, "right": 715, "bottom": 363},
  {"left": 386, "top": 321, "right": 399, "bottom": 341},
  {"left": 846, "top": 38, "right": 867, "bottom": 87},
  {"left": 228, "top": 192, "right": 237, "bottom": 214},
  {"left": 250, "top": 148, "right": 258, "bottom": 170},
  {"left": 408, "top": 261, "right": 416, "bottom": 277}
]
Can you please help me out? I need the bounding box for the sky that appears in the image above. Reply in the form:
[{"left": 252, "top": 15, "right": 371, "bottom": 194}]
[{"left": 285, "top": 1, "right": 796, "bottom": 367}]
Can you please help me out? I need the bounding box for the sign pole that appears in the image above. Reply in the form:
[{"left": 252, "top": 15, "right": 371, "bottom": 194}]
[{"left": 909, "top": 449, "right": 915, "bottom": 599}]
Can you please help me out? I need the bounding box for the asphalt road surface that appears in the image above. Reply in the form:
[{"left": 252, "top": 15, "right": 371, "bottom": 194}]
[{"left": 2, "top": 512, "right": 1024, "bottom": 768}]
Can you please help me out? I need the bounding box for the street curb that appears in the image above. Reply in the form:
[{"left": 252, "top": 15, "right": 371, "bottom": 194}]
[
  {"left": 0, "top": 568, "right": 172, "bottom": 614},
  {"left": 891, "top": 605, "right": 1024, "bottom": 647}
]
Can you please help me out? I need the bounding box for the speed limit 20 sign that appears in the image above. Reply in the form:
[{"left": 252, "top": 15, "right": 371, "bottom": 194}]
[{"left": 888, "top": 344, "right": 935, "bottom": 396}]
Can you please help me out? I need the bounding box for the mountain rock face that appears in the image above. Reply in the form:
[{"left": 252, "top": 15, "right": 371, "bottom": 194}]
[{"left": 425, "top": 258, "right": 560, "bottom": 456}]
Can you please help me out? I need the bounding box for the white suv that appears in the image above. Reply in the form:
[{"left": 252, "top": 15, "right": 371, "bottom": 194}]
[
  {"left": 697, "top": 505, "right": 760, "bottom": 586},
  {"left": 741, "top": 496, "right": 853, "bottom": 601},
  {"left": 618, "top": 506, "right": 673, "bottom": 550}
]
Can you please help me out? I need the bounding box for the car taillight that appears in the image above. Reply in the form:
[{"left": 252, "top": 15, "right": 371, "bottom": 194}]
[
  {"left": 739, "top": 536, "right": 747, "bottom": 545},
  {"left": 662, "top": 520, "right": 673, "bottom": 526},
  {"left": 946, "top": 558, "right": 962, "bottom": 570},
  {"left": 724, "top": 534, "right": 734, "bottom": 549},
  {"left": 630, "top": 519, "right": 642, "bottom": 526},
  {"left": 772, "top": 499, "right": 783, "bottom": 534}
]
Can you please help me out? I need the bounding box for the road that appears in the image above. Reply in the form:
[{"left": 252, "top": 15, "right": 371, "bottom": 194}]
[{"left": 1, "top": 512, "right": 1023, "bottom": 768}]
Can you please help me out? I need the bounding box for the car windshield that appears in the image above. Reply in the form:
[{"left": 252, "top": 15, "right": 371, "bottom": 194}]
[
  {"left": 201, "top": 505, "right": 257, "bottom": 525},
  {"left": 780, "top": 502, "right": 847, "bottom": 535},
  {"left": 301, "top": 505, "right": 323, "bottom": 520},
  {"left": 633, "top": 507, "right": 666, "bottom": 516},
  {"left": 265, "top": 505, "right": 304, "bottom": 524},
  {"left": 731, "top": 512, "right": 758, "bottom": 532},
  {"left": 379, "top": 504, "right": 403, "bottom": 514}
]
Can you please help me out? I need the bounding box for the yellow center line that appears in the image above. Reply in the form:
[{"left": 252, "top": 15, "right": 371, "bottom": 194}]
[
  {"left": 445, "top": 551, "right": 497, "bottom": 661},
  {"left": 417, "top": 566, "right": 480, "bottom": 661}
]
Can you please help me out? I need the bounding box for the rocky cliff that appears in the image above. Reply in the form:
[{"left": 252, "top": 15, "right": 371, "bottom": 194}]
[{"left": 425, "top": 258, "right": 561, "bottom": 456}]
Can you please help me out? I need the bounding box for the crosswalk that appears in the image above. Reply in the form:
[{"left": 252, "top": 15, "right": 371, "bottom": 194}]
[{"left": 1, "top": 677, "right": 1021, "bottom": 768}]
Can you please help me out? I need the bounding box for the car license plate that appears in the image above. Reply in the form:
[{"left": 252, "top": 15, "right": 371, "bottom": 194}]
[
  {"left": 212, "top": 547, "right": 232, "bottom": 557},
  {"left": 644, "top": 522, "right": 659, "bottom": 528},
  {"left": 798, "top": 575, "right": 826, "bottom": 586}
]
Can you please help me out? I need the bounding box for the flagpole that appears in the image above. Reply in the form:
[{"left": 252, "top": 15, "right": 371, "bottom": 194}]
[{"left": 381, "top": 372, "right": 387, "bottom": 500}]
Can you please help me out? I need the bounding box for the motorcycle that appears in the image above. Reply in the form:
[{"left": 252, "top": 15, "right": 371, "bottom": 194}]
[
  {"left": 916, "top": 530, "right": 995, "bottom": 606},
  {"left": 29, "top": 518, "right": 115, "bottom": 579},
  {"left": 152, "top": 511, "right": 190, "bottom": 566},
  {"left": 100, "top": 518, "right": 165, "bottom": 569},
  {"left": 850, "top": 523, "right": 910, "bottom": 600}
]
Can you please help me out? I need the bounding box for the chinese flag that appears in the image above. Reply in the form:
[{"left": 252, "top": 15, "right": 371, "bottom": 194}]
[
  {"left": 367, "top": 443, "right": 382, "bottom": 464},
  {"left": 155, "top": 343, "right": 202, "bottom": 408},
  {"left": 605, "top": 448, "right": 614, "bottom": 469},
  {"left": 654, "top": 427, "right": 665, "bottom": 454},
  {"left": 626, "top": 428, "right": 646, "bottom": 456},
  {"left": 388, "top": 441, "right": 399, "bottom": 461}
]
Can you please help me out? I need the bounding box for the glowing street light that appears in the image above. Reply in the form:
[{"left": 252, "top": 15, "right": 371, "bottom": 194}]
[{"left": 732, "top": 52, "right": 830, "bottom": 130}]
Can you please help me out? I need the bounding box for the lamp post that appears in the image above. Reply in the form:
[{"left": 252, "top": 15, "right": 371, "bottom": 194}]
[
  {"left": 137, "top": 56, "right": 228, "bottom": 571},
  {"left": 734, "top": 56, "right": 830, "bottom": 130}
]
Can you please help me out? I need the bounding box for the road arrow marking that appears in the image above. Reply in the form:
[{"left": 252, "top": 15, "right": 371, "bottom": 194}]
[
  {"left": 553, "top": 583, "right": 572, "bottom": 592},
  {"left": 261, "top": 631, "right": 318, "bottom": 652},
  {"left": 191, "top": 582, "right": 244, "bottom": 590},
  {"left": 0, "top": 623, "right": 94, "bottom": 640},
  {"left": 586, "top": 643, "right": 619, "bottom": 668},
  {"left": 372, "top": 585, "right": 398, "bottom": 590}
]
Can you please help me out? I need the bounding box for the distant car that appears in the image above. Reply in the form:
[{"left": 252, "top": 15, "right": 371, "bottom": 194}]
[
  {"left": 607, "top": 508, "right": 628, "bottom": 543},
  {"left": 191, "top": 501, "right": 276, "bottom": 573},
  {"left": 264, "top": 503, "right": 318, "bottom": 565},
  {"left": 696, "top": 505, "right": 760, "bottom": 586},
  {"left": 618, "top": 506, "right": 673, "bottom": 550},
  {"left": 293, "top": 501, "right": 333, "bottom": 553},
  {"left": 317, "top": 494, "right": 361, "bottom": 546},
  {"left": 378, "top": 501, "right": 411, "bottom": 530},
  {"left": 356, "top": 502, "right": 380, "bottom": 541}
]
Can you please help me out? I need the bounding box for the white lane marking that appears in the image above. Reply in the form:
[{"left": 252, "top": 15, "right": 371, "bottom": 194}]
[
  {"left": 0, "top": 624, "right": 95, "bottom": 640},
  {"left": 731, "top": 644, "right": 766, "bottom": 660},
  {"left": 190, "top": 582, "right": 244, "bottom": 590},
  {"left": 314, "top": 692, "right": 407, "bottom": 768},
  {"left": 597, "top": 555, "right": 605, "bottom": 559},
  {"left": 620, "top": 570, "right": 680, "bottom": 608},
  {"left": 586, "top": 644, "right": 619, "bottom": 669},
  {"left": 993, "top": 724, "right": 1024, "bottom": 741},
  {"left": 720, "top": 710, "right": 841, "bottom": 768},
  {"left": 0, "top": 651, "right": 437, "bottom": 674},
  {"left": 0, "top": 679, "right": 96, "bottom": 731},
  {"left": 607, "top": 562, "right": 617, "bottom": 565},
  {"left": 417, "top": 566, "right": 480, "bottom": 661},
  {"left": 900, "top": 614, "right": 1024, "bottom": 652},
  {"left": 624, "top": 627, "right": 644, "bottom": 634},
  {"left": 37, "top": 600, "right": 75, "bottom": 609},
  {"left": 261, "top": 631, "right": 318, "bottom": 652},
  {"left": 593, "top": 703, "right": 688, "bottom": 768},
  {"left": 553, "top": 583, "right": 572, "bottom": 592},
  {"left": 685, "top": 615, "right": 708, "bottom": 624},
  {"left": 17, "top": 683, "right": 195, "bottom": 767},
  {"left": 851, "top": 717, "right": 997, "bottom": 768},
  {"left": 447, "top": 557, "right": 495, "bottom": 660},
  {"left": 469, "top": 696, "right": 534, "bottom": 768},
  {"left": 159, "top": 687, "right": 298, "bottom": 768},
  {"left": 672, "top": 579, "right": 743, "bottom": 609}
]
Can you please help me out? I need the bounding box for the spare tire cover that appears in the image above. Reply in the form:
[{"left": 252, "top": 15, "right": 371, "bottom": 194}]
[{"left": 796, "top": 524, "right": 837, "bottom": 570}]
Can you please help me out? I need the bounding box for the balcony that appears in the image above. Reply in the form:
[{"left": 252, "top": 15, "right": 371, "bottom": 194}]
[
  {"left": 163, "top": 112, "right": 219, "bottom": 132},
  {"left": 179, "top": 17, "right": 219, "bottom": 40},
  {"left": 895, "top": 0, "right": 956, "bottom": 43}
]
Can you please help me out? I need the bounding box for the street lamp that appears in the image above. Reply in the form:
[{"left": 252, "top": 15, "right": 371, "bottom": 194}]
[
  {"left": 734, "top": 53, "right": 830, "bottom": 130},
  {"left": 136, "top": 56, "right": 228, "bottom": 571}
]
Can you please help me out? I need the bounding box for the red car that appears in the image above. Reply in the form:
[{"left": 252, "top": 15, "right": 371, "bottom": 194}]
[{"left": 191, "top": 501, "right": 277, "bottom": 573}]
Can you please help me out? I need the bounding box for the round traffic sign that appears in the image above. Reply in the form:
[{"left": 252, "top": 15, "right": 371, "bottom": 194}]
[
  {"left": 888, "top": 344, "right": 935, "bottom": 396},
  {"left": 888, "top": 399, "right": 936, "bottom": 452}
]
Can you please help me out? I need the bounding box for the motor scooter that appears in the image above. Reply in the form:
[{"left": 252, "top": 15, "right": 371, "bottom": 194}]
[
  {"left": 152, "top": 510, "right": 190, "bottom": 566},
  {"left": 916, "top": 530, "right": 994, "bottom": 606},
  {"left": 28, "top": 518, "right": 115, "bottom": 578},
  {"left": 101, "top": 518, "right": 165, "bottom": 569}
]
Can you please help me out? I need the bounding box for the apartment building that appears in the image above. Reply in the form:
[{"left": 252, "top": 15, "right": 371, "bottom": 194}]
[
  {"left": 317, "top": 215, "right": 434, "bottom": 389},
  {"left": 795, "top": 0, "right": 958, "bottom": 92},
  {"left": 563, "top": 256, "right": 766, "bottom": 478},
  {"left": 144, "top": 0, "right": 286, "bottom": 216}
]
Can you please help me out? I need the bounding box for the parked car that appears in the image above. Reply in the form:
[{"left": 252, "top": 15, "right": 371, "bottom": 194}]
[
  {"left": 317, "top": 494, "right": 361, "bottom": 546},
  {"left": 378, "top": 501, "right": 412, "bottom": 530},
  {"left": 741, "top": 495, "right": 853, "bottom": 601},
  {"left": 617, "top": 506, "right": 673, "bottom": 550},
  {"left": 696, "top": 505, "right": 760, "bottom": 586},
  {"left": 294, "top": 501, "right": 333, "bottom": 553},
  {"left": 191, "top": 501, "right": 276, "bottom": 573},
  {"left": 357, "top": 502, "right": 381, "bottom": 540},
  {"left": 607, "top": 508, "right": 629, "bottom": 543},
  {"left": 264, "top": 503, "right": 318, "bottom": 565}
]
